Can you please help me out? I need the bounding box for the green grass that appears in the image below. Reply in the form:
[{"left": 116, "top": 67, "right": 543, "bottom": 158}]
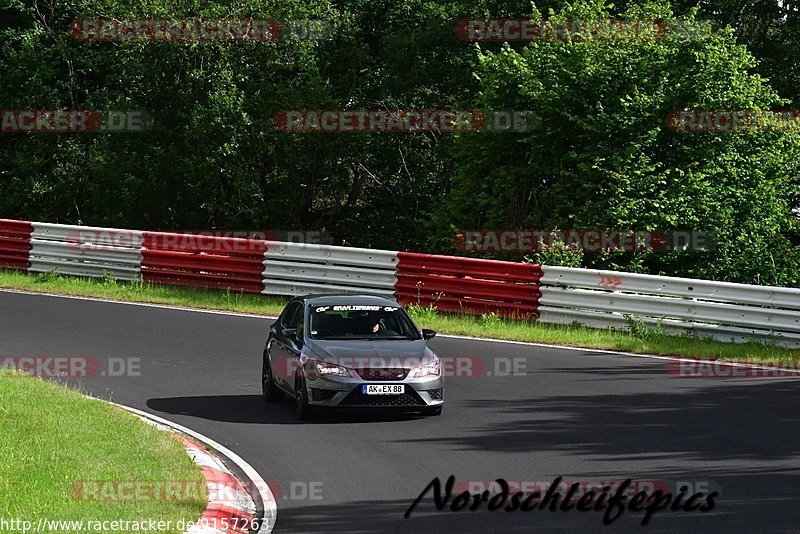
[
  {"left": 1, "top": 268, "right": 798, "bottom": 366},
  {"left": 0, "top": 268, "right": 288, "bottom": 315},
  {"left": 0, "top": 372, "right": 206, "bottom": 534}
]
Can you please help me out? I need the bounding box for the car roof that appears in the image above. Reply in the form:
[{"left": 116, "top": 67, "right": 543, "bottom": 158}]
[{"left": 296, "top": 294, "right": 401, "bottom": 307}]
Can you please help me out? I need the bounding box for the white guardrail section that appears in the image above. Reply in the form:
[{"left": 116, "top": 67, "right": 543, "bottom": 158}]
[
  {"left": 538, "top": 266, "right": 800, "bottom": 347},
  {"left": 29, "top": 223, "right": 143, "bottom": 281},
  {"left": 262, "top": 241, "right": 399, "bottom": 297},
  {"left": 16, "top": 220, "right": 800, "bottom": 348}
]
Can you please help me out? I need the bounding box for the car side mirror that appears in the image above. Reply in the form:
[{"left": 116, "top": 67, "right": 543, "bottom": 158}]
[
  {"left": 422, "top": 329, "right": 437, "bottom": 340},
  {"left": 282, "top": 328, "right": 298, "bottom": 340}
]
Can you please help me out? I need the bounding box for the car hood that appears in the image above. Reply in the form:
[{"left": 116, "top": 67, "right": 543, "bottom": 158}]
[{"left": 308, "top": 339, "right": 435, "bottom": 369}]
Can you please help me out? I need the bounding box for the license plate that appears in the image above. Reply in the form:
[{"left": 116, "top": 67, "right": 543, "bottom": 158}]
[{"left": 362, "top": 384, "right": 405, "bottom": 395}]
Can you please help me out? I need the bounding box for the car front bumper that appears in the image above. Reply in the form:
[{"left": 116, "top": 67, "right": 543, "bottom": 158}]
[{"left": 304, "top": 367, "right": 444, "bottom": 410}]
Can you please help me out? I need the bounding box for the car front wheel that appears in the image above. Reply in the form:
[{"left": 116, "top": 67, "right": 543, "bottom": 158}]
[
  {"left": 295, "top": 373, "right": 313, "bottom": 420},
  {"left": 262, "top": 350, "right": 283, "bottom": 402}
]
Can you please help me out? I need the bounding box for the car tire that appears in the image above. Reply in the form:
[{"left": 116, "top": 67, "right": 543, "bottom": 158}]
[
  {"left": 262, "top": 351, "right": 283, "bottom": 402},
  {"left": 295, "top": 373, "right": 314, "bottom": 420},
  {"left": 425, "top": 406, "right": 442, "bottom": 416}
]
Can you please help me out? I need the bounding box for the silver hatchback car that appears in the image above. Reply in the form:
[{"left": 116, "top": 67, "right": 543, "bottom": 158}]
[{"left": 262, "top": 295, "right": 444, "bottom": 419}]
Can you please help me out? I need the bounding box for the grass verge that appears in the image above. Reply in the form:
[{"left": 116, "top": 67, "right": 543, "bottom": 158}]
[
  {"left": 0, "top": 372, "right": 206, "bottom": 533},
  {"left": 1, "top": 268, "right": 798, "bottom": 366},
  {"left": 0, "top": 268, "right": 288, "bottom": 315}
]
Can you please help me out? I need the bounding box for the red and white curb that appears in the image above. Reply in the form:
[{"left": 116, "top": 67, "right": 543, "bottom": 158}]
[
  {"left": 112, "top": 403, "right": 276, "bottom": 534},
  {"left": 175, "top": 434, "right": 257, "bottom": 534}
]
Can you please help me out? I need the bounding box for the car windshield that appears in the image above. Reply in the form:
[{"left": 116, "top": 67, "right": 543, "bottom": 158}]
[{"left": 309, "top": 304, "right": 421, "bottom": 340}]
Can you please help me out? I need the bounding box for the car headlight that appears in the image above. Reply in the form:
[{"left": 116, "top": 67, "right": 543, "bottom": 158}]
[
  {"left": 411, "top": 360, "right": 440, "bottom": 378},
  {"left": 312, "top": 361, "right": 351, "bottom": 377}
]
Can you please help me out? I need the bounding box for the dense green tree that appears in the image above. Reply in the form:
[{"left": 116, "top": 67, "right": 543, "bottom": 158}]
[
  {"left": 0, "top": 0, "right": 527, "bottom": 248},
  {"left": 1, "top": 0, "right": 798, "bottom": 284},
  {"left": 667, "top": 0, "right": 800, "bottom": 108},
  {"left": 432, "top": 1, "right": 800, "bottom": 285}
]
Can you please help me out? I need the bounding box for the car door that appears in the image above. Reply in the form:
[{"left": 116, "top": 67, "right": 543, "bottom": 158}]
[{"left": 271, "top": 301, "right": 304, "bottom": 392}]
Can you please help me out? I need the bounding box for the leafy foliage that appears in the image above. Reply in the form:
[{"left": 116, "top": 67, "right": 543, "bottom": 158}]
[
  {"left": 1, "top": 0, "right": 798, "bottom": 285},
  {"left": 433, "top": 1, "right": 800, "bottom": 285}
]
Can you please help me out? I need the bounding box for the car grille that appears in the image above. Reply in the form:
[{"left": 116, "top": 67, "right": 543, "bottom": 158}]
[
  {"left": 339, "top": 387, "right": 426, "bottom": 407},
  {"left": 356, "top": 367, "right": 409, "bottom": 381},
  {"left": 429, "top": 388, "right": 443, "bottom": 400},
  {"left": 311, "top": 388, "right": 339, "bottom": 401}
]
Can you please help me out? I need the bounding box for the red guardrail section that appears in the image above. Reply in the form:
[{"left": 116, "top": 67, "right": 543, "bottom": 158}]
[
  {"left": 395, "top": 252, "right": 542, "bottom": 318},
  {"left": 141, "top": 232, "right": 267, "bottom": 293},
  {"left": 0, "top": 219, "right": 33, "bottom": 270}
]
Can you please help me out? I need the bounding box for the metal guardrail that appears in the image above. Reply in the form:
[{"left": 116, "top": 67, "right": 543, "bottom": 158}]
[
  {"left": 539, "top": 287, "right": 800, "bottom": 332},
  {"left": 1, "top": 218, "right": 798, "bottom": 347},
  {"left": 262, "top": 241, "right": 398, "bottom": 297},
  {"left": 537, "top": 305, "right": 800, "bottom": 346},
  {"left": 541, "top": 266, "right": 800, "bottom": 309},
  {"left": 264, "top": 241, "right": 398, "bottom": 269},
  {"left": 395, "top": 252, "right": 542, "bottom": 317},
  {"left": 29, "top": 223, "right": 143, "bottom": 281},
  {"left": 141, "top": 231, "right": 267, "bottom": 293},
  {"left": 538, "top": 266, "right": 800, "bottom": 347},
  {"left": 0, "top": 219, "right": 33, "bottom": 270}
]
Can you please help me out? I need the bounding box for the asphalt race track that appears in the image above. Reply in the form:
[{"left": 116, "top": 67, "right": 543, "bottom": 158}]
[{"left": 3, "top": 290, "right": 800, "bottom": 533}]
